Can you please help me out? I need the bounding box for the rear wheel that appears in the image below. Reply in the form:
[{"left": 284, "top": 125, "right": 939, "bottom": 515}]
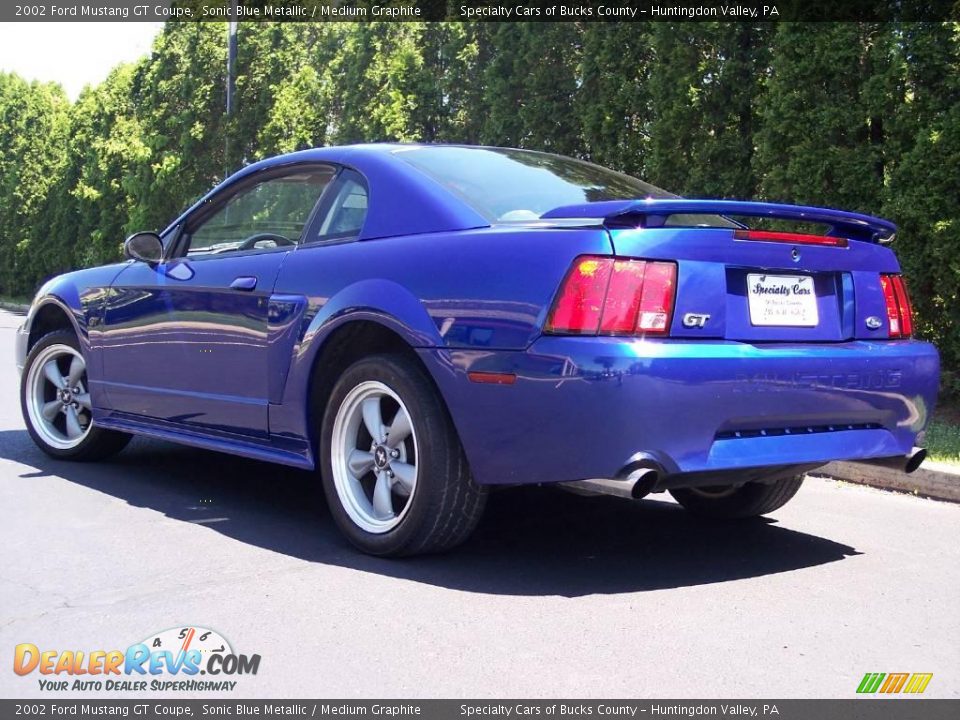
[
  {"left": 669, "top": 475, "right": 804, "bottom": 519},
  {"left": 320, "top": 354, "right": 487, "bottom": 556},
  {"left": 21, "top": 331, "right": 131, "bottom": 460}
]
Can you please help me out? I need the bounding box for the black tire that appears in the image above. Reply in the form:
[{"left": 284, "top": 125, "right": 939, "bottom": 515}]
[
  {"left": 669, "top": 475, "right": 805, "bottom": 519},
  {"left": 319, "top": 353, "right": 487, "bottom": 557},
  {"left": 20, "top": 330, "right": 131, "bottom": 461}
]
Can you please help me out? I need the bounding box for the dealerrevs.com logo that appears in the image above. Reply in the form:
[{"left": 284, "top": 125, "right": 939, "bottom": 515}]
[{"left": 13, "top": 626, "right": 261, "bottom": 692}]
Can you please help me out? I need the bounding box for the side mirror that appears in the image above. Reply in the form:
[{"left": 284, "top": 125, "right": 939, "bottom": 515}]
[{"left": 123, "top": 232, "right": 164, "bottom": 264}]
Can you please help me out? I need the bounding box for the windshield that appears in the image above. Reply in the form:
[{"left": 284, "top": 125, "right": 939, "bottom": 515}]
[{"left": 394, "top": 146, "right": 678, "bottom": 223}]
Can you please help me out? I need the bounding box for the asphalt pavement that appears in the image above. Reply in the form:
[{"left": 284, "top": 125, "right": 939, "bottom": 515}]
[{"left": 0, "top": 309, "right": 957, "bottom": 699}]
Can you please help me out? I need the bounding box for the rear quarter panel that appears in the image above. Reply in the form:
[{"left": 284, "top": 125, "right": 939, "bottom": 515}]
[{"left": 269, "top": 226, "right": 612, "bottom": 443}]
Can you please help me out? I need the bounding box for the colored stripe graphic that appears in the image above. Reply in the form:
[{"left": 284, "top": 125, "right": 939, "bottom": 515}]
[
  {"left": 857, "top": 672, "right": 933, "bottom": 694},
  {"left": 879, "top": 673, "right": 909, "bottom": 693},
  {"left": 857, "top": 673, "right": 885, "bottom": 693},
  {"left": 903, "top": 673, "right": 933, "bottom": 694}
]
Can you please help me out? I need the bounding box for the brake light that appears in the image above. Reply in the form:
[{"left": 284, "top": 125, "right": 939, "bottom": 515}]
[
  {"left": 546, "top": 256, "right": 677, "bottom": 336},
  {"left": 879, "top": 273, "right": 913, "bottom": 338},
  {"left": 734, "top": 229, "right": 848, "bottom": 247}
]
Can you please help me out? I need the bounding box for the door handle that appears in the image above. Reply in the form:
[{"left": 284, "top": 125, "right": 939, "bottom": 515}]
[{"left": 230, "top": 276, "right": 258, "bottom": 291}]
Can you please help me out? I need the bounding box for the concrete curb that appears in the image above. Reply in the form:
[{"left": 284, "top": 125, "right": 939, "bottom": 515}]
[
  {"left": 814, "top": 460, "right": 960, "bottom": 503},
  {"left": 0, "top": 301, "right": 29, "bottom": 314}
]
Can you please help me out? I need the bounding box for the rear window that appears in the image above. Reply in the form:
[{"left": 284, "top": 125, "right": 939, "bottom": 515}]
[{"left": 394, "top": 146, "right": 675, "bottom": 223}]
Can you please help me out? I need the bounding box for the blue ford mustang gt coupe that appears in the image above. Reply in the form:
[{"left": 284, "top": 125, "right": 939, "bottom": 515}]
[{"left": 16, "top": 144, "right": 939, "bottom": 556}]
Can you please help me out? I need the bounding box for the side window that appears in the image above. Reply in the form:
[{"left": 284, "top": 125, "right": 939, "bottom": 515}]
[
  {"left": 186, "top": 167, "right": 335, "bottom": 257},
  {"left": 312, "top": 170, "right": 369, "bottom": 243}
]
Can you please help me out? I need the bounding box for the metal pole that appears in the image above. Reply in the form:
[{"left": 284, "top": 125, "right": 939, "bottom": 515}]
[
  {"left": 225, "top": 2, "right": 238, "bottom": 176},
  {"left": 226, "top": 9, "right": 237, "bottom": 116}
]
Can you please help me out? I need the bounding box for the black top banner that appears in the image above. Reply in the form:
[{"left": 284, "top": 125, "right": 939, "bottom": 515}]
[{"left": 4, "top": 0, "right": 959, "bottom": 22}]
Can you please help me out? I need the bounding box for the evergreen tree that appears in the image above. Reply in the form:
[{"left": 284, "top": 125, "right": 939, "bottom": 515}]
[
  {"left": 364, "top": 23, "right": 438, "bottom": 141},
  {"left": 648, "top": 23, "right": 771, "bottom": 198},
  {"left": 243, "top": 24, "right": 339, "bottom": 157},
  {"left": 126, "top": 22, "right": 228, "bottom": 232},
  {"left": 0, "top": 73, "right": 70, "bottom": 295},
  {"left": 480, "top": 24, "right": 527, "bottom": 147},
  {"left": 516, "top": 22, "right": 582, "bottom": 155},
  {"left": 578, "top": 23, "right": 655, "bottom": 178},
  {"left": 885, "top": 106, "right": 960, "bottom": 381},
  {"left": 329, "top": 24, "right": 383, "bottom": 143},
  {"left": 754, "top": 22, "right": 890, "bottom": 212},
  {"left": 65, "top": 64, "right": 150, "bottom": 268},
  {"left": 435, "top": 23, "right": 489, "bottom": 143},
  {"left": 884, "top": 24, "right": 960, "bottom": 391}
]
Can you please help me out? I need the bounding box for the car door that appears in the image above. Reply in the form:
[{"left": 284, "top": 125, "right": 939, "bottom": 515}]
[{"left": 98, "top": 164, "right": 337, "bottom": 437}]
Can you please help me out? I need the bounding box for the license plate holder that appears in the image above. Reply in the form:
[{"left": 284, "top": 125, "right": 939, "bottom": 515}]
[{"left": 747, "top": 274, "right": 819, "bottom": 327}]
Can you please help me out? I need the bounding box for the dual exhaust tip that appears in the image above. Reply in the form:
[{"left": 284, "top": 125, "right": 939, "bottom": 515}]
[{"left": 562, "top": 447, "right": 928, "bottom": 500}]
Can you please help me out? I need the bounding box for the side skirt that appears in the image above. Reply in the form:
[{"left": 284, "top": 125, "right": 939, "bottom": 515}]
[{"left": 94, "top": 412, "right": 315, "bottom": 470}]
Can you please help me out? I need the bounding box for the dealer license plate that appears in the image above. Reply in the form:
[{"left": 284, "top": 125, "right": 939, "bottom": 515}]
[{"left": 747, "top": 274, "right": 819, "bottom": 327}]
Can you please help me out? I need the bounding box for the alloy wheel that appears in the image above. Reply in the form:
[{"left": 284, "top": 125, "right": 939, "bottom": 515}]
[
  {"left": 330, "top": 380, "right": 419, "bottom": 534},
  {"left": 25, "top": 344, "right": 93, "bottom": 450}
]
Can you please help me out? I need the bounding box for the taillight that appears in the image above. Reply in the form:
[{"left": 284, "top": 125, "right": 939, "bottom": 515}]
[
  {"left": 598, "top": 260, "right": 647, "bottom": 334},
  {"left": 546, "top": 256, "right": 677, "bottom": 336},
  {"left": 890, "top": 275, "right": 913, "bottom": 337},
  {"left": 637, "top": 261, "right": 676, "bottom": 333},
  {"left": 879, "top": 273, "right": 913, "bottom": 338},
  {"left": 545, "top": 257, "right": 612, "bottom": 335}
]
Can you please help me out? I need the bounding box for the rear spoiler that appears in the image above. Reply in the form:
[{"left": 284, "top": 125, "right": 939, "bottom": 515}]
[{"left": 540, "top": 199, "right": 897, "bottom": 244}]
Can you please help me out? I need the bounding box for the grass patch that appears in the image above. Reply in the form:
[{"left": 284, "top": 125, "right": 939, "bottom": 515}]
[{"left": 925, "top": 420, "right": 960, "bottom": 466}]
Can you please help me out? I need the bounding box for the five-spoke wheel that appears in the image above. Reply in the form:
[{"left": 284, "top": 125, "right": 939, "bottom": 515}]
[
  {"left": 331, "top": 380, "right": 419, "bottom": 533},
  {"left": 25, "top": 342, "right": 92, "bottom": 450},
  {"left": 320, "top": 354, "right": 487, "bottom": 556}
]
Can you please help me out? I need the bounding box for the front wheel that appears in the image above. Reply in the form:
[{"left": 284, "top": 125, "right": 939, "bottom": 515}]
[
  {"left": 669, "top": 475, "right": 805, "bottom": 519},
  {"left": 21, "top": 330, "right": 131, "bottom": 461},
  {"left": 320, "top": 354, "right": 487, "bottom": 556}
]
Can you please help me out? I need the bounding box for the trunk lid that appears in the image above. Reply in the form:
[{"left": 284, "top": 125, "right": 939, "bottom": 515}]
[{"left": 543, "top": 199, "right": 901, "bottom": 342}]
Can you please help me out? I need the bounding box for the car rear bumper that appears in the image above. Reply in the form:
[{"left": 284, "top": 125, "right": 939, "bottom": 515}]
[{"left": 420, "top": 338, "right": 940, "bottom": 486}]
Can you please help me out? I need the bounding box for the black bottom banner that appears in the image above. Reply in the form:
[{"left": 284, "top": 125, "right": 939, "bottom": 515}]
[{"left": 2, "top": 700, "right": 957, "bottom": 720}]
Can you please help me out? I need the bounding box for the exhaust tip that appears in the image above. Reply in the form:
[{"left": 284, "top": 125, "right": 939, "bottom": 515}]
[
  {"left": 628, "top": 469, "right": 660, "bottom": 499},
  {"left": 904, "top": 448, "right": 927, "bottom": 474}
]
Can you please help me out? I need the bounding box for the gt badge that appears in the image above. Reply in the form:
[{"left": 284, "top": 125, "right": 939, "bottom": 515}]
[{"left": 682, "top": 313, "right": 711, "bottom": 329}]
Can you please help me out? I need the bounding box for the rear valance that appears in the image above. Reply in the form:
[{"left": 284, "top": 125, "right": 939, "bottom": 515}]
[{"left": 541, "top": 199, "right": 897, "bottom": 243}]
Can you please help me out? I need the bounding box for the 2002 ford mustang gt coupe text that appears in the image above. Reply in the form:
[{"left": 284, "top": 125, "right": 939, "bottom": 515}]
[{"left": 16, "top": 145, "right": 939, "bottom": 556}]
